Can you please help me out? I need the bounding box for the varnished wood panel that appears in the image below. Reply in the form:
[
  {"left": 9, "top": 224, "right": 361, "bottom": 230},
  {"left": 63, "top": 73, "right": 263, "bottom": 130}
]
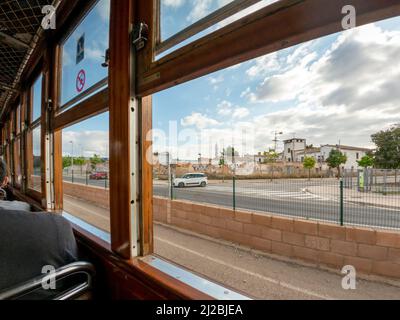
[
  {"left": 52, "top": 89, "right": 108, "bottom": 131},
  {"left": 139, "top": 96, "right": 153, "bottom": 255},
  {"left": 73, "top": 227, "right": 213, "bottom": 300},
  {"left": 108, "top": 0, "right": 134, "bottom": 259}
]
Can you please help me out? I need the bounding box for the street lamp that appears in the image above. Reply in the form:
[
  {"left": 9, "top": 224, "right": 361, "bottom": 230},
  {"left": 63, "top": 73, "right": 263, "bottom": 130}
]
[
  {"left": 69, "top": 141, "right": 74, "bottom": 183},
  {"left": 69, "top": 141, "right": 74, "bottom": 168}
]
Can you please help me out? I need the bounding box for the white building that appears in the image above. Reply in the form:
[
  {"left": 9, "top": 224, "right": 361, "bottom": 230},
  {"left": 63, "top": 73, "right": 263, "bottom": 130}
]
[
  {"left": 295, "top": 144, "right": 372, "bottom": 170},
  {"left": 283, "top": 138, "right": 307, "bottom": 162},
  {"left": 320, "top": 145, "right": 371, "bottom": 170}
]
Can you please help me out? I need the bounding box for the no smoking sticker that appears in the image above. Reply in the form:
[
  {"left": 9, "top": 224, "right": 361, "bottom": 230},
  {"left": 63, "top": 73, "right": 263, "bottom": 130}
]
[{"left": 76, "top": 69, "right": 86, "bottom": 93}]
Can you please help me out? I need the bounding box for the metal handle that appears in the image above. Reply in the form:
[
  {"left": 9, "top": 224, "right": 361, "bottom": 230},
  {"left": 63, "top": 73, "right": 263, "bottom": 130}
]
[{"left": 0, "top": 262, "right": 95, "bottom": 300}]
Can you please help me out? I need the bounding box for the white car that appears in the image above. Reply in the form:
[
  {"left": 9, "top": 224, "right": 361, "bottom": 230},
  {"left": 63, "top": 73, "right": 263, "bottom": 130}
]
[{"left": 173, "top": 173, "right": 208, "bottom": 188}]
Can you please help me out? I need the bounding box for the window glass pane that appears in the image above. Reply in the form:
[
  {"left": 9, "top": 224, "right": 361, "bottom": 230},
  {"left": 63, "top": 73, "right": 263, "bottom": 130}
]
[
  {"left": 152, "top": 16, "right": 400, "bottom": 298},
  {"left": 28, "top": 126, "right": 41, "bottom": 191},
  {"left": 32, "top": 75, "right": 42, "bottom": 122},
  {"left": 60, "top": 0, "right": 110, "bottom": 107},
  {"left": 158, "top": 0, "right": 280, "bottom": 58},
  {"left": 62, "top": 112, "right": 110, "bottom": 233},
  {"left": 13, "top": 138, "right": 21, "bottom": 186},
  {"left": 161, "top": 0, "right": 234, "bottom": 40}
]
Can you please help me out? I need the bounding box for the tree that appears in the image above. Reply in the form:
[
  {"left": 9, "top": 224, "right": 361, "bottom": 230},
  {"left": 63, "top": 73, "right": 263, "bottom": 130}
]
[
  {"left": 303, "top": 156, "right": 316, "bottom": 180},
  {"left": 62, "top": 156, "right": 72, "bottom": 169},
  {"left": 74, "top": 157, "right": 86, "bottom": 166},
  {"left": 90, "top": 154, "right": 104, "bottom": 170},
  {"left": 357, "top": 155, "right": 374, "bottom": 168},
  {"left": 263, "top": 151, "right": 279, "bottom": 163},
  {"left": 219, "top": 154, "right": 225, "bottom": 167},
  {"left": 371, "top": 125, "right": 400, "bottom": 169},
  {"left": 326, "top": 149, "right": 347, "bottom": 178}
]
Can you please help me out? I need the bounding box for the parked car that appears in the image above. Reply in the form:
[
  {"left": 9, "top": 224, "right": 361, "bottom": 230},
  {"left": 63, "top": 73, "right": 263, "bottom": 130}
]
[
  {"left": 173, "top": 173, "right": 208, "bottom": 188},
  {"left": 89, "top": 171, "right": 108, "bottom": 180}
]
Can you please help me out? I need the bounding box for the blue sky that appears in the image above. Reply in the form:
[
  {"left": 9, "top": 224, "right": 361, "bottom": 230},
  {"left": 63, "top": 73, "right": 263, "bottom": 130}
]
[
  {"left": 60, "top": 0, "right": 400, "bottom": 161},
  {"left": 153, "top": 6, "right": 400, "bottom": 160}
]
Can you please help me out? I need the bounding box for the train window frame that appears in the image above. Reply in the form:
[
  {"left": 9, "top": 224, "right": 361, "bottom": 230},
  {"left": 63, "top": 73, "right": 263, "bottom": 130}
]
[
  {"left": 24, "top": 71, "right": 45, "bottom": 201},
  {"left": 11, "top": 101, "right": 22, "bottom": 189},
  {"left": 56, "top": 0, "right": 110, "bottom": 114},
  {"left": 51, "top": 0, "right": 112, "bottom": 240},
  {"left": 0, "top": 0, "right": 398, "bottom": 300}
]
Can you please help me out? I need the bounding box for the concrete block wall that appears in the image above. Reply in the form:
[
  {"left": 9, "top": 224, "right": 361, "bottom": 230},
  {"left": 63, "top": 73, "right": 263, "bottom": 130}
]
[
  {"left": 63, "top": 182, "right": 109, "bottom": 209},
  {"left": 153, "top": 196, "right": 400, "bottom": 279}
]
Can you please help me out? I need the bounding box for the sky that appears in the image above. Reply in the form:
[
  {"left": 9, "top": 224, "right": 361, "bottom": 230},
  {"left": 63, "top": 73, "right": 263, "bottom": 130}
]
[
  {"left": 59, "top": 0, "right": 400, "bottom": 162},
  {"left": 153, "top": 1, "right": 400, "bottom": 161}
]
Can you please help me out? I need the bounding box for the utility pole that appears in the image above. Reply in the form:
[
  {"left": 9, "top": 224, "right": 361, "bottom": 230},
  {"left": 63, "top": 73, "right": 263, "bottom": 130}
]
[
  {"left": 167, "top": 151, "right": 171, "bottom": 199},
  {"left": 221, "top": 149, "right": 225, "bottom": 183},
  {"left": 273, "top": 131, "right": 283, "bottom": 152},
  {"left": 292, "top": 133, "right": 296, "bottom": 162}
]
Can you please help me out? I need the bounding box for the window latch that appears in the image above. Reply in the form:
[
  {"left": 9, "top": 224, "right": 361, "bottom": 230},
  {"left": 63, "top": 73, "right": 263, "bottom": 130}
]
[{"left": 132, "top": 22, "right": 149, "bottom": 51}]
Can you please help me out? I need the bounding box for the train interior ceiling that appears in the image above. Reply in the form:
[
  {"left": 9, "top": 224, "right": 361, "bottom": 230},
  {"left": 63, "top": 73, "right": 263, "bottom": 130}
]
[{"left": 0, "top": 0, "right": 400, "bottom": 301}]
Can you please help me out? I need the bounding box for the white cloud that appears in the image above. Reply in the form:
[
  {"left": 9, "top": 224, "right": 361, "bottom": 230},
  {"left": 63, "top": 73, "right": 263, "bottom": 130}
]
[
  {"left": 232, "top": 108, "right": 250, "bottom": 119},
  {"left": 243, "top": 23, "right": 400, "bottom": 148},
  {"left": 96, "top": 0, "right": 110, "bottom": 22},
  {"left": 187, "top": 0, "right": 213, "bottom": 22},
  {"left": 62, "top": 130, "right": 109, "bottom": 158},
  {"left": 209, "top": 75, "right": 224, "bottom": 84},
  {"left": 216, "top": 101, "right": 249, "bottom": 119},
  {"left": 181, "top": 112, "right": 221, "bottom": 129},
  {"left": 217, "top": 100, "right": 233, "bottom": 115},
  {"left": 163, "top": 0, "right": 185, "bottom": 8},
  {"left": 246, "top": 52, "right": 280, "bottom": 78}
]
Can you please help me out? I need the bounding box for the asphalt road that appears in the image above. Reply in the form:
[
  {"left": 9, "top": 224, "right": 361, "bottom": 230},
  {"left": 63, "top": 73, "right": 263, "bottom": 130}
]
[{"left": 154, "top": 180, "right": 400, "bottom": 229}]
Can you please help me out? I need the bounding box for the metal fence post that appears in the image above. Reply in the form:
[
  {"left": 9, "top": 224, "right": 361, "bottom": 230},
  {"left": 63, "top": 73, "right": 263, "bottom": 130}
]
[
  {"left": 105, "top": 175, "right": 108, "bottom": 189},
  {"left": 86, "top": 171, "right": 88, "bottom": 185},
  {"left": 72, "top": 169, "right": 74, "bottom": 184},
  {"left": 340, "top": 179, "right": 344, "bottom": 226},
  {"left": 233, "top": 176, "right": 236, "bottom": 211},
  {"left": 170, "top": 174, "right": 174, "bottom": 200}
]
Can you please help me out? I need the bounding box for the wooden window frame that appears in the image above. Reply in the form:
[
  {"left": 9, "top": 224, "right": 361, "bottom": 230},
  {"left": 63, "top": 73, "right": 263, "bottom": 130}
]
[
  {"left": 25, "top": 69, "right": 45, "bottom": 202},
  {"left": 55, "top": 0, "right": 109, "bottom": 114},
  {"left": 10, "top": 101, "right": 23, "bottom": 190},
  {"left": 52, "top": 0, "right": 111, "bottom": 232},
  {"left": 155, "top": 0, "right": 262, "bottom": 56}
]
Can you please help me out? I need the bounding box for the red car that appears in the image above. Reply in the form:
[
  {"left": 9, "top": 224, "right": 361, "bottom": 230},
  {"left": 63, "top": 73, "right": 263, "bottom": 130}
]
[{"left": 89, "top": 172, "right": 108, "bottom": 180}]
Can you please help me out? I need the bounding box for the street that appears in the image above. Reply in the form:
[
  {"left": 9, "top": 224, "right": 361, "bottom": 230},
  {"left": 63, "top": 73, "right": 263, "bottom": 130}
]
[{"left": 154, "top": 179, "right": 400, "bottom": 230}]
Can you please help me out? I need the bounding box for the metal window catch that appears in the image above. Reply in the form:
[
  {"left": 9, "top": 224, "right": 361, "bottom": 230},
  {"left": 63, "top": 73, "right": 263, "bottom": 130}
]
[{"left": 132, "top": 22, "right": 149, "bottom": 51}]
